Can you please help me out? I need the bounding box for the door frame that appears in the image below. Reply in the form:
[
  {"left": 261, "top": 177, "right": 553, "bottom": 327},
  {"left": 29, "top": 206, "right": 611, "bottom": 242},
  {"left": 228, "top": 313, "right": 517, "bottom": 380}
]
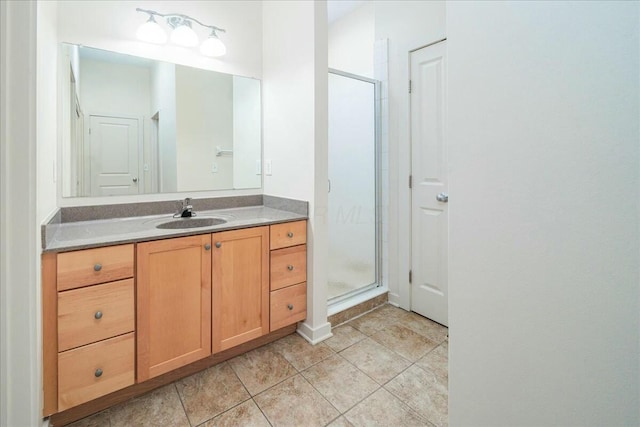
[
  {"left": 397, "top": 38, "right": 448, "bottom": 311},
  {"left": 84, "top": 113, "right": 145, "bottom": 196},
  {"left": 326, "top": 68, "right": 384, "bottom": 308}
]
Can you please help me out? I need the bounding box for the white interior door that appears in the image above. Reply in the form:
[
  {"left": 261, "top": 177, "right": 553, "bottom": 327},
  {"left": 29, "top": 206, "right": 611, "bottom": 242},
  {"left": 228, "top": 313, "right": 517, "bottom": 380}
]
[
  {"left": 410, "top": 41, "right": 449, "bottom": 326},
  {"left": 89, "top": 115, "right": 140, "bottom": 196}
]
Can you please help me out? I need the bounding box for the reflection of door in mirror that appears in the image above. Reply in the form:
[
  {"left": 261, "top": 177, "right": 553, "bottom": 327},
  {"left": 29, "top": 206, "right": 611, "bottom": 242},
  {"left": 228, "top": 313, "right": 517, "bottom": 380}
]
[{"left": 87, "top": 115, "right": 141, "bottom": 196}]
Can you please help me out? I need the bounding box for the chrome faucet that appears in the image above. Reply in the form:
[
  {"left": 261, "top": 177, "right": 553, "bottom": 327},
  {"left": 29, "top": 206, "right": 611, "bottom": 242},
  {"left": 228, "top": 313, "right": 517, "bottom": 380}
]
[{"left": 174, "top": 198, "right": 196, "bottom": 218}]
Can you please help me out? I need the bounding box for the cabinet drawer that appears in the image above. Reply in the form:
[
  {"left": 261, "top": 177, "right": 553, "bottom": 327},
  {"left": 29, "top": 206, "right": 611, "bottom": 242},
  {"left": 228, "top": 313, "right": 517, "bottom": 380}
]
[
  {"left": 57, "top": 244, "right": 134, "bottom": 291},
  {"left": 58, "top": 332, "right": 135, "bottom": 411},
  {"left": 270, "top": 282, "right": 307, "bottom": 331},
  {"left": 270, "top": 245, "right": 307, "bottom": 291},
  {"left": 58, "top": 279, "right": 135, "bottom": 352},
  {"left": 270, "top": 221, "right": 306, "bottom": 250}
]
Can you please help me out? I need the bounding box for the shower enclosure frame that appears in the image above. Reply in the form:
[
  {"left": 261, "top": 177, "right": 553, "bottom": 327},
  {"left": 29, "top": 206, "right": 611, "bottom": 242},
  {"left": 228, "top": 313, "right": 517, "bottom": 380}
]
[{"left": 327, "top": 68, "right": 383, "bottom": 308}]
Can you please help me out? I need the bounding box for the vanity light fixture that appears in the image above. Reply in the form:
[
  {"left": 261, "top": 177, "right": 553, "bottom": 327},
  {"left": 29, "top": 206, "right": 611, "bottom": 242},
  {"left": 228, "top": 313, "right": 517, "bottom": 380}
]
[
  {"left": 136, "top": 14, "right": 167, "bottom": 44},
  {"left": 200, "top": 30, "right": 227, "bottom": 57},
  {"left": 135, "top": 8, "right": 227, "bottom": 57},
  {"left": 168, "top": 18, "right": 199, "bottom": 47}
]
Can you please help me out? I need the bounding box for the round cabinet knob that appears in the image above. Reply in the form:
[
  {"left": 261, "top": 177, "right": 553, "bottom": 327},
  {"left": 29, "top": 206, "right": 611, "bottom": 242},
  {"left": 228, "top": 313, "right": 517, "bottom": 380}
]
[
  {"left": 287, "top": 265, "right": 294, "bottom": 271},
  {"left": 287, "top": 232, "right": 294, "bottom": 238},
  {"left": 132, "top": 177, "right": 138, "bottom": 183},
  {"left": 215, "top": 242, "right": 222, "bottom": 248},
  {"left": 93, "top": 263, "right": 102, "bottom": 272},
  {"left": 95, "top": 368, "right": 103, "bottom": 378},
  {"left": 94, "top": 311, "right": 103, "bottom": 320},
  {"left": 204, "top": 243, "right": 211, "bottom": 251},
  {"left": 287, "top": 304, "right": 294, "bottom": 310}
]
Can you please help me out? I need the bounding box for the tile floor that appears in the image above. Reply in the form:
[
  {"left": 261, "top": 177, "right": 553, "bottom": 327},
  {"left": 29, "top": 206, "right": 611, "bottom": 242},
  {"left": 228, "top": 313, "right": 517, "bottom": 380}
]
[{"left": 69, "top": 304, "right": 448, "bottom": 427}]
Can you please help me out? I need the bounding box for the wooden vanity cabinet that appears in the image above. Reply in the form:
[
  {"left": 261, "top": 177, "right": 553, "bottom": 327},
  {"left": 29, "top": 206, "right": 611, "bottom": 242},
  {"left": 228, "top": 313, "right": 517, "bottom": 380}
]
[
  {"left": 43, "top": 244, "right": 136, "bottom": 414},
  {"left": 43, "top": 220, "right": 307, "bottom": 420},
  {"left": 136, "top": 234, "right": 212, "bottom": 381},
  {"left": 269, "top": 221, "right": 308, "bottom": 331},
  {"left": 212, "top": 226, "right": 270, "bottom": 352}
]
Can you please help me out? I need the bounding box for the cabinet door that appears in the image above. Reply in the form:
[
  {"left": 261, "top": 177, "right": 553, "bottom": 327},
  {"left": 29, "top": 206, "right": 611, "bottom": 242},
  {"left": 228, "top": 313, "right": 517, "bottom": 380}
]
[
  {"left": 137, "top": 235, "right": 212, "bottom": 381},
  {"left": 212, "top": 226, "right": 269, "bottom": 352}
]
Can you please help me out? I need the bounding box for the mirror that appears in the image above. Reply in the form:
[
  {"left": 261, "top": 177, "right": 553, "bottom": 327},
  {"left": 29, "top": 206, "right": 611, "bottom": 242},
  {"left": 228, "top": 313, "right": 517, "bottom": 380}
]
[{"left": 60, "top": 43, "right": 261, "bottom": 197}]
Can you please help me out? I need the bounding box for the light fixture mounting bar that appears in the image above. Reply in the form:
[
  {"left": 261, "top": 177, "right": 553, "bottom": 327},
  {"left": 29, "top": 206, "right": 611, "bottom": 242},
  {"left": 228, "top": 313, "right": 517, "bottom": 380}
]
[{"left": 136, "top": 8, "right": 226, "bottom": 33}]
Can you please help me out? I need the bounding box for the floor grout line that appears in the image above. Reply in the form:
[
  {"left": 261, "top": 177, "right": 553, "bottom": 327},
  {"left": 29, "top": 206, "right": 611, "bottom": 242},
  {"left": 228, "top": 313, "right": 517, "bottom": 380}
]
[
  {"left": 172, "top": 382, "right": 193, "bottom": 427},
  {"left": 191, "top": 397, "right": 253, "bottom": 427},
  {"left": 251, "top": 396, "right": 274, "bottom": 427},
  {"left": 72, "top": 305, "right": 446, "bottom": 427}
]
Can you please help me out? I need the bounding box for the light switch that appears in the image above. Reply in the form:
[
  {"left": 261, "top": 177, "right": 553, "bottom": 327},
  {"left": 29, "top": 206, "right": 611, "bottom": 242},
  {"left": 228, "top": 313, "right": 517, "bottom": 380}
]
[{"left": 265, "top": 160, "right": 272, "bottom": 176}]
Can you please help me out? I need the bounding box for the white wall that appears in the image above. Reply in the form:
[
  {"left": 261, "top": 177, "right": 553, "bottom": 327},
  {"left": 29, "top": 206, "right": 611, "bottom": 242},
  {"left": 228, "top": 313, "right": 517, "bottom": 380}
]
[
  {"left": 263, "top": 0, "right": 331, "bottom": 343},
  {"left": 233, "top": 76, "right": 262, "bottom": 189},
  {"left": 150, "top": 61, "right": 177, "bottom": 193},
  {"left": 56, "top": 0, "right": 264, "bottom": 206},
  {"left": 79, "top": 59, "right": 151, "bottom": 119},
  {"left": 175, "top": 66, "right": 233, "bottom": 191},
  {"left": 57, "top": 0, "right": 262, "bottom": 79},
  {"left": 328, "top": 2, "right": 374, "bottom": 78},
  {"left": 38, "top": 1, "right": 59, "bottom": 221},
  {"left": 447, "top": 2, "right": 639, "bottom": 425},
  {"left": 374, "top": 1, "right": 446, "bottom": 308},
  {"left": 69, "top": 44, "right": 80, "bottom": 97},
  {"left": 0, "top": 1, "right": 41, "bottom": 425},
  {"left": 59, "top": 44, "right": 75, "bottom": 197}
]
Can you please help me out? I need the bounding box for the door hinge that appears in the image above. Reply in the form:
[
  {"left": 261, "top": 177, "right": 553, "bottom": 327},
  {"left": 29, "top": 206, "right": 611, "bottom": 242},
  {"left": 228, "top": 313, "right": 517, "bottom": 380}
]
[
  {"left": 409, "top": 80, "right": 412, "bottom": 94},
  {"left": 409, "top": 270, "right": 412, "bottom": 283},
  {"left": 409, "top": 175, "right": 412, "bottom": 189}
]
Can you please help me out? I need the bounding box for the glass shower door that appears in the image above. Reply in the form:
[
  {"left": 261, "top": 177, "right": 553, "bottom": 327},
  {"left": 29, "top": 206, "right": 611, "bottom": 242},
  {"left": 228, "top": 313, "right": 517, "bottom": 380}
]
[{"left": 328, "top": 70, "right": 379, "bottom": 301}]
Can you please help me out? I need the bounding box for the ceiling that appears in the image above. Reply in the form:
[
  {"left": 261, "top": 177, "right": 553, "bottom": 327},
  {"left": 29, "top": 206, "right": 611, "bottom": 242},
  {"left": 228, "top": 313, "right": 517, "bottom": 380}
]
[{"left": 327, "top": 0, "right": 368, "bottom": 25}]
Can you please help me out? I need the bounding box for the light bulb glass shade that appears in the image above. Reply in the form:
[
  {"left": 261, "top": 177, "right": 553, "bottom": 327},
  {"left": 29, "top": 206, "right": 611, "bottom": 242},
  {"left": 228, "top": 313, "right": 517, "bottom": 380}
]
[
  {"left": 170, "top": 22, "right": 199, "bottom": 47},
  {"left": 200, "top": 34, "right": 226, "bottom": 57},
  {"left": 136, "top": 16, "right": 167, "bottom": 44}
]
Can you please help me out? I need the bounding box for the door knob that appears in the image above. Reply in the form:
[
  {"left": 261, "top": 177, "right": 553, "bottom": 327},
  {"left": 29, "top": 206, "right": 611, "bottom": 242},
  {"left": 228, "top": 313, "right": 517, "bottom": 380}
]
[{"left": 436, "top": 192, "right": 448, "bottom": 203}]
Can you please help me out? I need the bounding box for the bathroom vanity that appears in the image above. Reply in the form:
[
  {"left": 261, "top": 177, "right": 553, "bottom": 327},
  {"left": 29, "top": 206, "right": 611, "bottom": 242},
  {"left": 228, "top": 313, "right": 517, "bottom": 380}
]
[{"left": 41, "top": 198, "right": 308, "bottom": 425}]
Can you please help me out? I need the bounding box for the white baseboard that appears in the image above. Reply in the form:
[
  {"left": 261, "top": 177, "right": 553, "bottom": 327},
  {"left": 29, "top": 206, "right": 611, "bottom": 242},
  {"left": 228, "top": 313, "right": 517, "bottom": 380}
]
[
  {"left": 296, "top": 321, "right": 333, "bottom": 345},
  {"left": 388, "top": 291, "right": 401, "bottom": 307}
]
